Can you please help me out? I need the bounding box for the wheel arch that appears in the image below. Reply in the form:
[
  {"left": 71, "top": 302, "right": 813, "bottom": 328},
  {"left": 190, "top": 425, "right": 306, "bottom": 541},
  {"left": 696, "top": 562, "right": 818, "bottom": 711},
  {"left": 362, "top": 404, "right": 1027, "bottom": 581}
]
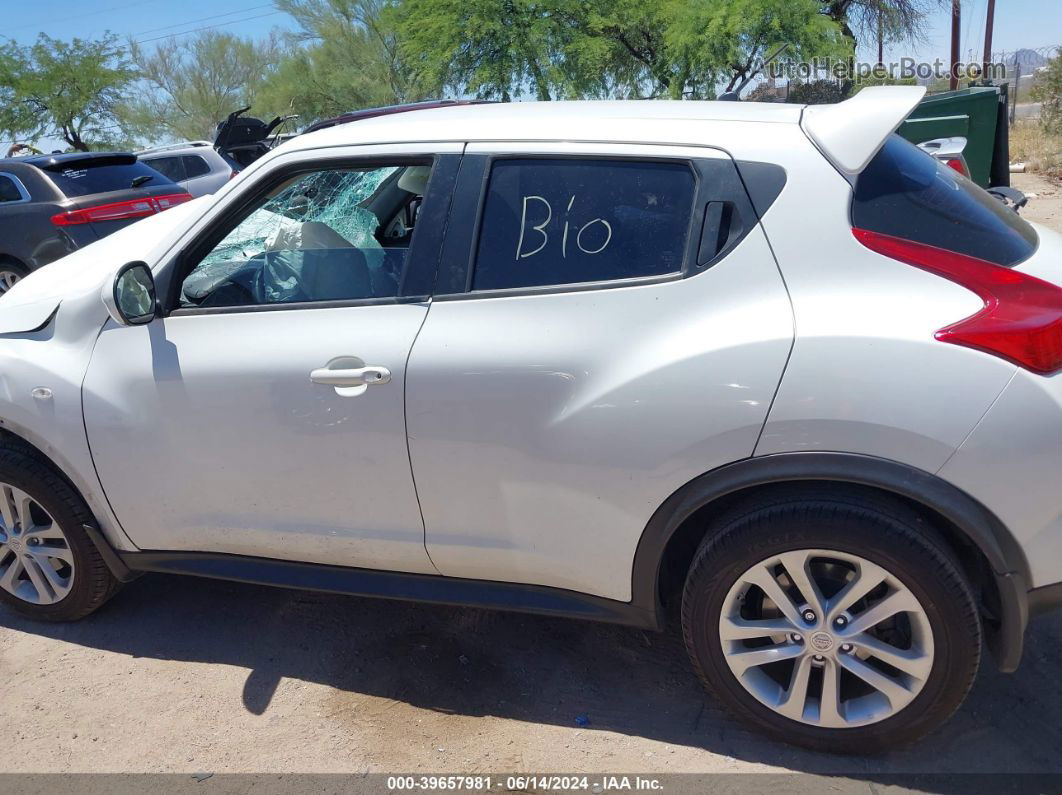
[
  {"left": 0, "top": 421, "right": 136, "bottom": 555},
  {"left": 0, "top": 253, "right": 29, "bottom": 270},
  {"left": 632, "top": 452, "right": 1030, "bottom": 672}
]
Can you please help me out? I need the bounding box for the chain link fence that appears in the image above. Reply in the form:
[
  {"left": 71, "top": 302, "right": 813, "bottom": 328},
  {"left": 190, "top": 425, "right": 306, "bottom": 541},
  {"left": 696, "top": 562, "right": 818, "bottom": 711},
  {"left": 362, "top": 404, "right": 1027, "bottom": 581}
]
[{"left": 989, "top": 45, "right": 1060, "bottom": 122}]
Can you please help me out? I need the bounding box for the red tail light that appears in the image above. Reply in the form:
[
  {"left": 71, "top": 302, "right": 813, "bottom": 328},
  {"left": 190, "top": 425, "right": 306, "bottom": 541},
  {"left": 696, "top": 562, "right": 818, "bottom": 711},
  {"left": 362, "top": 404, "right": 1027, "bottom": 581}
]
[
  {"left": 51, "top": 193, "right": 192, "bottom": 226},
  {"left": 944, "top": 157, "right": 969, "bottom": 177},
  {"left": 853, "top": 228, "right": 1062, "bottom": 375}
]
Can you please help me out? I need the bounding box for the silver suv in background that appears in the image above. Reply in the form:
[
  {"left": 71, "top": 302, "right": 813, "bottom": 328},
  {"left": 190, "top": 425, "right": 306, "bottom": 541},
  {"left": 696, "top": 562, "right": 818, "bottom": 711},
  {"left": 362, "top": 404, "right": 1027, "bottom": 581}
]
[{"left": 137, "top": 142, "right": 237, "bottom": 197}]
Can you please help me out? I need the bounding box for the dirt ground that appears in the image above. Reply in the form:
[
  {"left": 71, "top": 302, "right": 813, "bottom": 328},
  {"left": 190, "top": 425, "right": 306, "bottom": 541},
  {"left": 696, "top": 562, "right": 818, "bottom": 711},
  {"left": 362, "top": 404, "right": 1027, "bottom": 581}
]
[
  {"left": 2, "top": 173, "right": 1062, "bottom": 782},
  {"left": 1013, "top": 172, "right": 1062, "bottom": 228}
]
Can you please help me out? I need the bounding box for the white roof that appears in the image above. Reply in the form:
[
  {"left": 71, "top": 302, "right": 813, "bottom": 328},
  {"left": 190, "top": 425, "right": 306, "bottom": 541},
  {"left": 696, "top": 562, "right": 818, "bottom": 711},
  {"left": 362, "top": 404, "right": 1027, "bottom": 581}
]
[
  {"left": 293, "top": 100, "right": 806, "bottom": 152},
  {"left": 271, "top": 87, "right": 928, "bottom": 182}
]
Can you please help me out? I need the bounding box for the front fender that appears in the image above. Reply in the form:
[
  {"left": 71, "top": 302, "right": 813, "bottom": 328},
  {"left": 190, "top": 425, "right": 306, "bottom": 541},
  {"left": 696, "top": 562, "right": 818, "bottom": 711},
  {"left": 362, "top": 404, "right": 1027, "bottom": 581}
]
[{"left": 0, "top": 291, "right": 137, "bottom": 552}]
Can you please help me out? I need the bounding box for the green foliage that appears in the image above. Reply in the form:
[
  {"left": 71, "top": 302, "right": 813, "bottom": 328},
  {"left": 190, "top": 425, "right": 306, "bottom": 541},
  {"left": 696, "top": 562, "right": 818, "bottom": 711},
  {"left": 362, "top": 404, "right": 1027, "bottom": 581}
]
[
  {"left": 1032, "top": 52, "right": 1062, "bottom": 135},
  {"left": 744, "top": 82, "right": 781, "bottom": 102},
  {"left": 850, "top": 72, "right": 917, "bottom": 91},
  {"left": 0, "top": 0, "right": 940, "bottom": 152},
  {"left": 668, "top": 0, "right": 847, "bottom": 95},
  {"left": 259, "top": 0, "right": 424, "bottom": 124},
  {"left": 822, "top": 0, "right": 945, "bottom": 50},
  {"left": 392, "top": 0, "right": 848, "bottom": 102},
  {"left": 788, "top": 78, "right": 849, "bottom": 104},
  {"left": 0, "top": 33, "right": 137, "bottom": 152},
  {"left": 391, "top": 0, "right": 565, "bottom": 101},
  {"left": 122, "top": 32, "right": 286, "bottom": 144}
]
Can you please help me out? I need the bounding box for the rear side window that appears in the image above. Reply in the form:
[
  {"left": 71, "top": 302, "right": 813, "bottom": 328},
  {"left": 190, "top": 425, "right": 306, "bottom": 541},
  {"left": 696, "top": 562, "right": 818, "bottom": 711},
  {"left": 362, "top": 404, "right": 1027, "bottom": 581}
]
[
  {"left": 43, "top": 160, "right": 176, "bottom": 197},
  {"left": 853, "top": 135, "right": 1037, "bottom": 266},
  {"left": 183, "top": 155, "right": 211, "bottom": 179},
  {"left": 472, "top": 159, "right": 696, "bottom": 290},
  {"left": 144, "top": 156, "right": 184, "bottom": 182},
  {"left": 0, "top": 175, "right": 25, "bottom": 203}
]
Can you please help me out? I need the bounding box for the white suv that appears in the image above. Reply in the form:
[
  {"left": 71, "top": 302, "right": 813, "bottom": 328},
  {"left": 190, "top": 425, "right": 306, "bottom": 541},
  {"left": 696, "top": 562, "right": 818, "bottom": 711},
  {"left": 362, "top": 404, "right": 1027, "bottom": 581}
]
[{"left": 1, "top": 88, "right": 1060, "bottom": 752}]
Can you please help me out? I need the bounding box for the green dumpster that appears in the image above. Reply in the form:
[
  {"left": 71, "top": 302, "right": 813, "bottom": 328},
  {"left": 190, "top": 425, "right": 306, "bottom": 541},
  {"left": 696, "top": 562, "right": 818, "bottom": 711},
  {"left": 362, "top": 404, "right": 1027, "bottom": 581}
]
[{"left": 896, "top": 86, "right": 1009, "bottom": 188}]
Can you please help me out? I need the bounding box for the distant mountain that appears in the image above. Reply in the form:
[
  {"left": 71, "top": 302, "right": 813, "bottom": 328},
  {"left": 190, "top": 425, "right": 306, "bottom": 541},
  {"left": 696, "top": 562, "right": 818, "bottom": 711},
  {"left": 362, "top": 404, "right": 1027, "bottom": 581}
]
[{"left": 1006, "top": 49, "right": 1049, "bottom": 68}]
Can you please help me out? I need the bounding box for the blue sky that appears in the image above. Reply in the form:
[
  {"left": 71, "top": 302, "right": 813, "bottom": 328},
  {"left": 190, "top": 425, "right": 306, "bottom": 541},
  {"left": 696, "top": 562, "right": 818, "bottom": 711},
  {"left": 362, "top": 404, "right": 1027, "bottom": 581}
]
[
  {"left": 871, "top": 0, "right": 1061, "bottom": 64},
  {"left": 3, "top": 1, "right": 287, "bottom": 48},
  {"left": 4, "top": 0, "right": 1057, "bottom": 60}
]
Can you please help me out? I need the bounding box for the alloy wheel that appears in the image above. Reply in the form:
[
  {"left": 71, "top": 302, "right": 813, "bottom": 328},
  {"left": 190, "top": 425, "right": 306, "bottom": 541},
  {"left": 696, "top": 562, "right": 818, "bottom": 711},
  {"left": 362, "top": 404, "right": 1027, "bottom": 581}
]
[
  {"left": 0, "top": 483, "right": 75, "bottom": 604},
  {"left": 719, "top": 548, "right": 934, "bottom": 728},
  {"left": 0, "top": 269, "right": 22, "bottom": 295}
]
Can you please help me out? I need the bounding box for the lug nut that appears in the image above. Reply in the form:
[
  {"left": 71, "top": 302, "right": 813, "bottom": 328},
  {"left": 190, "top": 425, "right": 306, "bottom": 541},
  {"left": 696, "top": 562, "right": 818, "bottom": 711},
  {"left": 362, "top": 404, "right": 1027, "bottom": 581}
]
[
  {"left": 813, "top": 654, "right": 825, "bottom": 662},
  {"left": 834, "top": 616, "right": 848, "bottom": 628},
  {"left": 789, "top": 633, "right": 803, "bottom": 644},
  {"left": 841, "top": 643, "right": 853, "bottom": 653},
  {"left": 802, "top": 610, "right": 816, "bottom": 623}
]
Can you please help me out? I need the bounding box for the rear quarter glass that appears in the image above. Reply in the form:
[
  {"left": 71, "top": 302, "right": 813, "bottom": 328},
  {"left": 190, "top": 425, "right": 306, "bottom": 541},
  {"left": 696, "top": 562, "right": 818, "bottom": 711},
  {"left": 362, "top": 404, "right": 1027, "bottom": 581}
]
[
  {"left": 853, "top": 134, "right": 1037, "bottom": 267},
  {"left": 182, "top": 155, "right": 212, "bottom": 179},
  {"left": 44, "top": 161, "right": 177, "bottom": 198}
]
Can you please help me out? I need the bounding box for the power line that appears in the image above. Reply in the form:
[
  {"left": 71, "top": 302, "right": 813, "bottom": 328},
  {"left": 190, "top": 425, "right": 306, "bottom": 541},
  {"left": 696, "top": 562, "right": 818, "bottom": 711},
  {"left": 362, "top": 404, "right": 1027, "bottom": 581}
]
[
  {"left": 4, "top": 0, "right": 168, "bottom": 34},
  {"left": 135, "top": 4, "right": 273, "bottom": 37},
  {"left": 961, "top": 0, "right": 983, "bottom": 63},
  {"left": 134, "top": 10, "right": 283, "bottom": 44}
]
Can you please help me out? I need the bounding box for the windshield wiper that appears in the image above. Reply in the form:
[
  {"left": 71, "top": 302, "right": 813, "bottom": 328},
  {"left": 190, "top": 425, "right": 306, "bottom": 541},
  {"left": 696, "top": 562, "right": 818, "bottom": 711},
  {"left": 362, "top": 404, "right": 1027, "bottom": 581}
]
[{"left": 131, "top": 175, "right": 154, "bottom": 188}]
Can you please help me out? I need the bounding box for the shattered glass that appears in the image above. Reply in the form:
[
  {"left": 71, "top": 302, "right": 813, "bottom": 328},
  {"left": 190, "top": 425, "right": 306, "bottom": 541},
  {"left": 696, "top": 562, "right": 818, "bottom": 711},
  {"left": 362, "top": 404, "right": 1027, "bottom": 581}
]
[
  {"left": 183, "top": 165, "right": 410, "bottom": 307},
  {"left": 199, "top": 167, "right": 397, "bottom": 270}
]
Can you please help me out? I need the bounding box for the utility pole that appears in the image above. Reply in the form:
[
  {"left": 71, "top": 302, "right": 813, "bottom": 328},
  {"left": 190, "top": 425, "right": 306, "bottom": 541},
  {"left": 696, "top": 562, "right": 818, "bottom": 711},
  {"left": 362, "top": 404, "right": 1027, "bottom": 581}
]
[
  {"left": 949, "top": 0, "right": 961, "bottom": 90},
  {"left": 877, "top": 5, "right": 884, "bottom": 67},
  {"left": 1010, "top": 61, "right": 1020, "bottom": 125},
  {"left": 982, "top": 0, "right": 996, "bottom": 83}
]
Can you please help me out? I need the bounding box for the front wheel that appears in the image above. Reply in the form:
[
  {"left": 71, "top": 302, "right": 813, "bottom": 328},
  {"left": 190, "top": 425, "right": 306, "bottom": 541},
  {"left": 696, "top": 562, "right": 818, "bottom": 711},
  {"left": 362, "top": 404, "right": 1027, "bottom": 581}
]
[
  {"left": 0, "top": 443, "right": 121, "bottom": 621},
  {"left": 681, "top": 493, "right": 982, "bottom": 752}
]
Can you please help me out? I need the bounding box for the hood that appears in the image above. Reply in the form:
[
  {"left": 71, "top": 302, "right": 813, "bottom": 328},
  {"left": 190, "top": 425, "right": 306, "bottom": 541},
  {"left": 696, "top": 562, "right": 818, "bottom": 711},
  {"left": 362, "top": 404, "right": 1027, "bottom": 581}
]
[{"left": 0, "top": 195, "right": 209, "bottom": 334}]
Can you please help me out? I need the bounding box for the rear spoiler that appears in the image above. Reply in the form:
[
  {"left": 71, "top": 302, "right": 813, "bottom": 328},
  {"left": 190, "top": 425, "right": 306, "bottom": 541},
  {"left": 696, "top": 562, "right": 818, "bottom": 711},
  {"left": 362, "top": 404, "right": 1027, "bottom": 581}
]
[
  {"left": 33, "top": 153, "right": 138, "bottom": 171},
  {"left": 801, "top": 86, "right": 926, "bottom": 177}
]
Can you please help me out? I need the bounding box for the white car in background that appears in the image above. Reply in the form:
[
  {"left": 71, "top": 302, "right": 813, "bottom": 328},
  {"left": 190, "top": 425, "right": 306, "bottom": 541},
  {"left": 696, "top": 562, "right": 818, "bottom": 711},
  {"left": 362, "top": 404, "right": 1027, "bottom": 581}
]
[
  {"left": 1, "top": 88, "right": 1061, "bottom": 753},
  {"left": 137, "top": 141, "right": 238, "bottom": 197}
]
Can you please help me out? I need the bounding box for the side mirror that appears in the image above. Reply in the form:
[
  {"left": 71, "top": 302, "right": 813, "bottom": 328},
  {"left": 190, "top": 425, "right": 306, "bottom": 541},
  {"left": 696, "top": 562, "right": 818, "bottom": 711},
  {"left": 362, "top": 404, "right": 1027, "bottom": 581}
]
[{"left": 104, "top": 262, "right": 157, "bottom": 326}]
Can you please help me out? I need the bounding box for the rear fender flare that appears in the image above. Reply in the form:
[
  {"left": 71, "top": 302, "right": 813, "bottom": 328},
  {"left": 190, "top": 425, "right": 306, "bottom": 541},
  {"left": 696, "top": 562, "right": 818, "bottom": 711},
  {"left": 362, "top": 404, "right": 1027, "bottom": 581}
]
[{"left": 631, "top": 452, "right": 1030, "bottom": 671}]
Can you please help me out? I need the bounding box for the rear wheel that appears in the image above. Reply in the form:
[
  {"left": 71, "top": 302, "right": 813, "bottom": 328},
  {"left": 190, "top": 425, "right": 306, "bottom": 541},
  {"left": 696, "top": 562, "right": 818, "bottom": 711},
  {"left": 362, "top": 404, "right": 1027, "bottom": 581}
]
[
  {"left": 681, "top": 493, "right": 982, "bottom": 752},
  {"left": 0, "top": 443, "right": 121, "bottom": 621},
  {"left": 0, "top": 260, "right": 28, "bottom": 296}
]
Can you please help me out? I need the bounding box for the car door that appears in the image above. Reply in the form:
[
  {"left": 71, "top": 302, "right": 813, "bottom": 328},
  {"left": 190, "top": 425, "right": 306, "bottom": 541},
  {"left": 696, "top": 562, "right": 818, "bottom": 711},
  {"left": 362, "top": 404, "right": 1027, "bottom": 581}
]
[
  {"left": 142, "top": 155, "right": 186, "bottom": 184},
  {"left": 406, "top": 143, "right": 794, "bottom": 600},
  {"left": 83, "top": 144, "right": 461, "bottom": 574}
]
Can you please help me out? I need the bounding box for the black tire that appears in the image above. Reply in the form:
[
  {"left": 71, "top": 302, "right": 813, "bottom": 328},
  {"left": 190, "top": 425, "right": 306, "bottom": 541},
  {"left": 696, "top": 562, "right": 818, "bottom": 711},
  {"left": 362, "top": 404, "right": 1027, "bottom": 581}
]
[
  {"left": 0, "top": 441, "right": 121, "bottom": 621},
  {"left": 681, "top": 489, "right": 982, "bottom": 753},
  {"left": 0, "top": 258, "right": 29, "bottom": 295}
]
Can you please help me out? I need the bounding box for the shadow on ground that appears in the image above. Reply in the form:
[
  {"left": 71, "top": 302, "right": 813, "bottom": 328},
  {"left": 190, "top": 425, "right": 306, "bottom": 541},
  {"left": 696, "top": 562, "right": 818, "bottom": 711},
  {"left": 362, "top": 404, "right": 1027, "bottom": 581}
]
[{"left": 3, "top": 572, "right": 1061, "bottom": 783}]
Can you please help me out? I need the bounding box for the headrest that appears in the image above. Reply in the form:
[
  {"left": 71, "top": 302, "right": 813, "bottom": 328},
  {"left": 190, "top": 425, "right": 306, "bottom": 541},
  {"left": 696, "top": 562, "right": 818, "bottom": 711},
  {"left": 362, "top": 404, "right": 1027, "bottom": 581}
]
[{"left": 397, "top": 165, "right": 432, "bottom": 195}]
